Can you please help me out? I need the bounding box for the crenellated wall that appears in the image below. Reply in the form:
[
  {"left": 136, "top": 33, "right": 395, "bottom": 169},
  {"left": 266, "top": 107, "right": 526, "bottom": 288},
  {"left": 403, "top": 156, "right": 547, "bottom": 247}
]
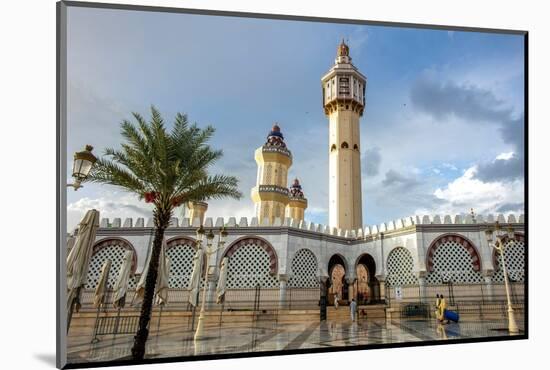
[{"left": 83, "top": 213, "right": 524, "bottom": 290}]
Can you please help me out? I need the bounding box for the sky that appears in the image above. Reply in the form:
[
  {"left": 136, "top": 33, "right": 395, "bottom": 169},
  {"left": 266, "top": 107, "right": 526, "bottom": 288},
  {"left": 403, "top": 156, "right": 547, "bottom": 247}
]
[{"left": 66, "top": 7, "right": 525, "bottom": 231}]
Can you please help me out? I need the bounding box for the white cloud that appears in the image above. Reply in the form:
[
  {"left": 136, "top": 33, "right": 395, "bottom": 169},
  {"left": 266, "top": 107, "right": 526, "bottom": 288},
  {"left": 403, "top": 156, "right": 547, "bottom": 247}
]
[
  {"left": 416, "top": 166, "right": 524, "bottom": 216},
  {"left": 67, "top": 194, "right": 153, "bottom": 231},
  {"left": 496, "top": 151, "right": 515, "bottom": 160}
]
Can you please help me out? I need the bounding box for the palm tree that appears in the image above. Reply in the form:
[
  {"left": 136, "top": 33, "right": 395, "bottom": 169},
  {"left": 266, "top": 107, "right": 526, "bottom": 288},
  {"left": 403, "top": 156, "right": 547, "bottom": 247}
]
[{"left": 86, "top": 106, "right": 242, "bottom": 360}]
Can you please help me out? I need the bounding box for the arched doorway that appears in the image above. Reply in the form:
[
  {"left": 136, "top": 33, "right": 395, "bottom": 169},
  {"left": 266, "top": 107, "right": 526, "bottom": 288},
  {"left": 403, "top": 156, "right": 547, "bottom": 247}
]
[
  {"left": 328, "top": 254, "right": 348, "bottom": 305},
  {"left": 355, "top": 254, "right": 380, "bottom": 304}
]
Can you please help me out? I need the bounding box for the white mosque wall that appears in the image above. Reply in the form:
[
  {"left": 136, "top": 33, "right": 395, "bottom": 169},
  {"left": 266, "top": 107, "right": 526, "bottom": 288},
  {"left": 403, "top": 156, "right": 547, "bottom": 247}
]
[{"left": 85, "top": 213, "right": 525, "bottom": 288}]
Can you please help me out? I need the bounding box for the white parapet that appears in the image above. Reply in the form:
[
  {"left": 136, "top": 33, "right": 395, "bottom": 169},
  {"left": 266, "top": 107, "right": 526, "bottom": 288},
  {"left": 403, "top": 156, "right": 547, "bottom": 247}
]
[
  {"left": 519, "top": 214, "right": 524, "bottom": 223},
  {"left": 204, "top": 217, "right": 213, "bottom": 227},
  {"left": 357, "top": 228, "right": 363, "bottom": 238},
  {"left": 486, "top": 214, "right": 495, "bottom": 223},
  {"left": 169, "top": 217, "right": 179, "bottom": 228},
  {"left": 422, "top": 215, "right": 431, "bottom": 224},
  {"left": 214, "top": 217, "right": 224, "bottom": 227},
  {"left": 239, "top": 217, "right": 248, "bottom": 227},
  {"left": 454, "top": 215, "right": 462, "bottom": 224},
  {"left": 146, "top": 218, "right": 154, "bottom": 227},
  {"left": 135, "top": 218, "right": 144, "bottom": 227},
  {"left": 250, "top": 217, "right": 259, "bottom": 227},
  {"left": 273, "top": 217, "right": 283, "bottom": 227},
  {"left": 371, "top": 225, "right": 379, "bottom": 235},
  {"left": 123, "top": 218, "right": 133, "bottom": 228},
  {"left": 404, "top": 217, "right": 414, "bottom": 227},
  {"left": 464, "top": 214, "right": 474, "bottom": 224},
  {"left": 227, "top": 217, "right": 237, "bottom": 227},
  {"left": 112, "top": 218, "right": 121, "bottom": 228},
  {"left": 476, "top": 215, "right": 485, "bottom": 223},
  {"left": 308, "top": 222, "right": 316, "bottom": 231},
  {"left": 379, "top": 223, "right": 387, "bottom": 232},
  {"left": 507, "top": 214, "right": 517, "bottom": 223},
  {"left": 100, "top": 218, "right": 110, "bottom": 228},
  {"left": 387, "top": 221, "right": 395, "bottom": 231},
  {"left": 395, "top": 219, "right": 404, "bottom": 229},
  {"left": 363, "top": 226, "right": 371, "bottom": 237},
  {"left": 433, "top": 215, "right": 442, "bottom": 224},
  {"left": 497, "top": 214, "right": 506, "bottom": 223}
]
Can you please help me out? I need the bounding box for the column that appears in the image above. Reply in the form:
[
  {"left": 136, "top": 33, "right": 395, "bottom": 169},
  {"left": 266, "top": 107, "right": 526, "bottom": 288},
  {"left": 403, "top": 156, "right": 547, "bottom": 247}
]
[
  {"left": 279, "top": 274, "right": 289, "bottom": 309},
  {"left": 417, "top": 271, "right": 427, "bottom": 303},
  {"left": 206, "top": 275, "right": 217, "bottom": 309},
  {"left": 319, "top": 275, "right": 329, "bottom": 321},
  {"left": 482, "top": 270, "right": 494, "bottom": 302},
  {"left": 346, "top": 277, "right": 357, "bottom": 302},
  {"left": 376, "top": 274, "right": 387, "bottom": 303}
]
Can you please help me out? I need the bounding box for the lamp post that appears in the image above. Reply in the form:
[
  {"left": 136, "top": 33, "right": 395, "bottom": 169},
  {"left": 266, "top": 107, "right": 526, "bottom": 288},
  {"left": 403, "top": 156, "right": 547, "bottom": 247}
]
[
  {"left": 67, "top": 145, "right": 97, "bottom": 190},
  {"left": 194, "top": 226, "right": 228, "bottom": 341},
  {"left": 485, "top": 222, "right": 519, "bottom": 333}
]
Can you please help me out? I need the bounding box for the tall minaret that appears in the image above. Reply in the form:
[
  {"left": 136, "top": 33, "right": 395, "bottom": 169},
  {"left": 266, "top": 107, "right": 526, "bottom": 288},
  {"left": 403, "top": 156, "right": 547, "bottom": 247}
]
[
  {"left": 321, "top": 40, "right": 366, "bottom": 231},
  {"left": 251, "top": 124, "right": 292, "bottom": 224}
]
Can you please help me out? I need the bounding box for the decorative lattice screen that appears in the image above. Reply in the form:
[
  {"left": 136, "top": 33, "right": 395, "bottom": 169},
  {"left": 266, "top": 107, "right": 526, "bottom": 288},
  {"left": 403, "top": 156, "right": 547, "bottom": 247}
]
[
  {"left": 493, "top": 239, "right": 525, "bottom": 283},
  {"left": 426, "top": 240, "right": 483, "bottom": 284},
  {"left": 86, "top": 243, "right": 136, "bottom": 289},
  {"left": 166, "top": 243, "right": 205, "bottom": 288},
  {"left": 386, "top": 247, "right": 418, "bottom": 286},
  {"left": 227, "top": 243, "right": 278, "bottom": 288},
  {"left": 289, "top": 249, "right": 319, "bottom": 288}
]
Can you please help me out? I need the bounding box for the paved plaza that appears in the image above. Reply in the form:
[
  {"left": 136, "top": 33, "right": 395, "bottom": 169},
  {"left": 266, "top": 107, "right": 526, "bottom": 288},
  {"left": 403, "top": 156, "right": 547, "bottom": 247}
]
[{"left": 67, "top": 318, "right": 525, "bottom": 365}]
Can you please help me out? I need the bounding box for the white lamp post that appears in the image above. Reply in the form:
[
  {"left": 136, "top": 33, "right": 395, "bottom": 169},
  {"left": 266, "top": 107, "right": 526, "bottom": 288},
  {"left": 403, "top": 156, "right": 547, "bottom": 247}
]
[
  {"left": 194, "top": 226, "right": 228, "bottom": 341},
  {"left": 485, "top": 222, "right": 519, "bottom": 333},
  {"left": 67, "top": 145, "right": 97, "bottom": 190}
]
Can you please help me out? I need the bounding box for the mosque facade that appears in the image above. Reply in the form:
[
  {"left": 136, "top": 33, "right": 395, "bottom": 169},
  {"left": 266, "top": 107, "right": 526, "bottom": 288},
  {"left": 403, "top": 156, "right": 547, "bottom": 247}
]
[{"left": 73, "top": 41, "right": 526, "bottom": 309}]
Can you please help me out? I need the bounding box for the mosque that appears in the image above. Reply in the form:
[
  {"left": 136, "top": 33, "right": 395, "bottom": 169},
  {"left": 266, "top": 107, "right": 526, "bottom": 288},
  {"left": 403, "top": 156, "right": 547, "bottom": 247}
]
[{"left": 75, "top": 41, "right": 525, "bottom": 311}]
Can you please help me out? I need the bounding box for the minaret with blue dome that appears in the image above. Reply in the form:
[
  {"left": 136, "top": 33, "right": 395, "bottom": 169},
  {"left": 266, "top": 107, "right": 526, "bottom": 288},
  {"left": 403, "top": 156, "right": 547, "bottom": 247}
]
[{"left": 251, "top": 124, "right": 293, "bottom": 224}]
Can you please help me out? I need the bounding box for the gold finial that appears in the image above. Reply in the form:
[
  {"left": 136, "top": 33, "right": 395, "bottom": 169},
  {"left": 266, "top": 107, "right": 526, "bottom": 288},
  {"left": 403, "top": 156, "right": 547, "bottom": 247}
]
[{"left": 338, "top": 38, "right": 349, "bottom": 57}]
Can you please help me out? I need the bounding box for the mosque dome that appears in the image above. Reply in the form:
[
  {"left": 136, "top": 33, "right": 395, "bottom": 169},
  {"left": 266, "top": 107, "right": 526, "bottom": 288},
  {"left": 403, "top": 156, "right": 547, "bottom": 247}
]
[
  {"left": 268, "top": 124, "right": 284, "bottom": 139},
  {"left": 265, "top": 123, "right": 286, "bottom": 147}
]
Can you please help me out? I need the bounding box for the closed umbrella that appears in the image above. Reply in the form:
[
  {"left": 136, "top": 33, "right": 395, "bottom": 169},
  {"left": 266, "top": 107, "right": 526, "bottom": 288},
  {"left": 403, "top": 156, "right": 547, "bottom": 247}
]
[
  {"left": 133, "top": 239, "right": 170, "bottom": 305},
  {"left": 156, "top": 256, "right": 171, "bottom": 306},
  {"left": 66, "top": 209, "right": 100, "bottom": 331},
  {"left": 112, "top": 250, "right": 134, "bottom": 309},
  {"left": 188, "top": 249, "right": 204, "bottom": 307},
  {"left": 91, "top": 258, "right": 111, "bottom": 343},
  {"left": 216, "top": 257, "right": 229, "bottom": 304},
  {"left": 93, "top": 259, "right": 112, "bottom": 308},
  {"left": 155, "top": 255, "right": 171, "bottom": 334}
]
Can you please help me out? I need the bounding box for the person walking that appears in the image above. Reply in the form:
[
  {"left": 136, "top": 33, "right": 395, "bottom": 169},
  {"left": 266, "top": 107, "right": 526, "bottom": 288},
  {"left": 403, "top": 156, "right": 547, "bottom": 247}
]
[
  {"left": 334, "top": 292, "right": 339, "bottom": 309},
  {"left": 350, "top": 298, "right": 357, "bottom": 322}
]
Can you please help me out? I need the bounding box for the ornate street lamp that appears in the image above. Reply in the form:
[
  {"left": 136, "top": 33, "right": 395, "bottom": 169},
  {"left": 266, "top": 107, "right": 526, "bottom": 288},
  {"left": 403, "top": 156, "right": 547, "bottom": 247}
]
[
  {"left": 194, "top": 226, "right": 228, "bottom": 341},
  {"left": 485, "top": 222, "right": 519, "bottom": 333},
  {"left": 68, "top": 145, "right": 97, "bottom": 190}
]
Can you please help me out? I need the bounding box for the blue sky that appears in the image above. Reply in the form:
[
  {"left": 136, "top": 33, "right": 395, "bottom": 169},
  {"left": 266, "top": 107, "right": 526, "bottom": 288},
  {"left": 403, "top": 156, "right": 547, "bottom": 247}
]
[{"left": 66, "top": 7, "right": 525, "bottom": 231}]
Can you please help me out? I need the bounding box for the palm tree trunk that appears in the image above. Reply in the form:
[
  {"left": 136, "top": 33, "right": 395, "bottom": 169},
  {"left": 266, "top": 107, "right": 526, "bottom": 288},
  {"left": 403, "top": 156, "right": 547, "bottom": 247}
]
[{"left": 131, "top": 206, "right": 171, "bottom": 360}]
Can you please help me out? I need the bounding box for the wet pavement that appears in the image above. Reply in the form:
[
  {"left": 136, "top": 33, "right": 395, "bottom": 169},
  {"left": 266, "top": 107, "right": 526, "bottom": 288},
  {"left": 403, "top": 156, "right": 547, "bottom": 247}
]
[{"left": 67, "top": 318, "right": 525, "bottom": 365}]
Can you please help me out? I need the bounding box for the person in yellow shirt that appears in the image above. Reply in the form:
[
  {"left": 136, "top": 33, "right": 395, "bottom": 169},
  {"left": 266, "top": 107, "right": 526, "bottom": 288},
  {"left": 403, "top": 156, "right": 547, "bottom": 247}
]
[
  {"left": 434, "top": 294, "right": 441, "bottom": 320},
  {"left": 438, "top": 294, "right": 448, "bottom": 324}
]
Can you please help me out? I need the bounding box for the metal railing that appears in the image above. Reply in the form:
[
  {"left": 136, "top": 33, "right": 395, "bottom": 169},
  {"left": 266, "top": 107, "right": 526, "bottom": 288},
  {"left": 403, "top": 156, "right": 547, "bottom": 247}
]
[{"left": 386, "top": 282, "right": 525, "bottom": 306}]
